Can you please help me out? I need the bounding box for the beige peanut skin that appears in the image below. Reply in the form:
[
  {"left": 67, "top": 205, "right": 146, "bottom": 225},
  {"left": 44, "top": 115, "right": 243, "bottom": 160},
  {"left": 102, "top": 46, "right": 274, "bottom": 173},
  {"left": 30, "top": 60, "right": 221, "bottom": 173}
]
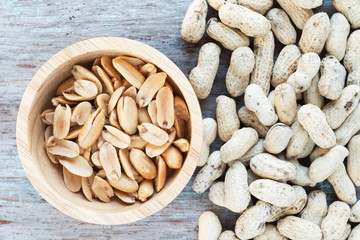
[
  {"left": 299, "top": 190, "right": 328, "bottom": 226},
  {"left": 287, "top": 52, "right": 321, "bottom": 93},
  {"left": 335, "top": 104, "right": 360, "bottom": 146},
  {"left": 224, "top": 161, "right": 251, "bottom": 213},
  {"left": 234, "top": 138, "right": 265, "bottom": 166},
  {"left": 349, "top": 224, "right": 360, "bottom": 240},
  {"left": 181, "top": 0, "right": 207, "bottom": 43},
  {"left": 271, "top": 45, "right": 301, "bottom": 88},
  {"left": 250, "top": 153, "right": 297, "bottom": 181},
  {"left": 244, "top": 84, "right": 278, "bottom": 126},
  {"left": 286, "top": 121, "right": 310, "bottom": 159},
  {"left": 216, "top": 95, "right": 240, "bottom": 142},
  {"left": 235, "top": 201, "right": 272, "bottom": 239},
  {"left": 266, "top": 8, "right": 296, "bottom": 45},
  {"left": 250, "top": 31, "right": 275, "bottom": 95},
  {"left": 322, "top": 85, "right": 360, "bottom": 129},
  {"left": 274, "top": 83, "right": 297, "bottom": 125},
  {"left": 321, "top": 201, "right": 350, "bottom": 240},
  {"left": 347, "top": 135, "right": 360, "bottom": 186},
  {"left": 249, "top": 179, "right": 296, "bottom": 207},
  {"left": 198, "top": 211, "right": 222, "bottom": 240},
  {"left": 220, "top": 128, "right": 258, "bottom": 163},
  {"left": 267, "top": 186, "right": 307, "bottom": 222},
  {"left": 318, "top": 56, "right": 347, "bottom": 100},
  {"left": 264, "top": 123, "right": 293, "bottom": 154},
  {"left": 238, "top": 106, "right": 269, "bottom": 138},
  {"left": 325, "top": 13, "right": 350, "bottom": 61},
  {"left": 218, "top": 230, "right": 239, "bottom": 240},
  {"left": 219, "top": 3, "right": 271, "bottom": 37},
  {"left": 207, "top": 18, "right": 249, "bottom": 51},
  {"left": 237, "top": 0, "right": 273, "bottom": 15},
  {"left": 333, "top": 0, "right": 360, "bottom": 28},
  {"left": 303, "top": 73, "right": 324, "bottom": 108},
  {"left": 277, "top": 216, "right": 322, "bottom": 240},
  {"left": 309, "top": 145, "right": 349, "bottom": 183},
  {"left": 198, "top": 118, "right": 217, "bottom": 167},
  {"left": 328, "top": 164, "right": 357, "bottom": 204},
  {"left": 189, "top": 42, "right": 220, "bottom": 99},
  {"left": 299, "top": 13, "right": 331, "bottom": 54},
  {"left": 289, "top": 159, "right": 316, "bottom": 187},
  {"left": 294, "top": 0, "right": 322, "bottom": 9},
  {"left": 254, "top": 224, "right": 287, "bottom": 240},
  {"left": 344, "top": 30, "right": 360, "bottom": 86},
  {"left": 350, "top": 201, "right": 360, "bottom": 223},
  {"left": 298, "top": 104, "right": 336, "bottom": 149},
  {"left": 192, "top": 151, "right": 226, "bottom": 193},
  {"left": 276, "top": 0, "right": 314, "bottom": 30},
  {"left": 226, "top": 47, "right": 255, "bottom": 97}
]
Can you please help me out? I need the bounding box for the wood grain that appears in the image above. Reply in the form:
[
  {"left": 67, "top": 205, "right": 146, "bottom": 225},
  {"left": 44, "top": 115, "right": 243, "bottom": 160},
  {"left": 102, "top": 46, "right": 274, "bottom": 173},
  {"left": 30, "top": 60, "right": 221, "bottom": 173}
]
[{"left": 0, "top": 0, "right": 357, "bottom": 239}]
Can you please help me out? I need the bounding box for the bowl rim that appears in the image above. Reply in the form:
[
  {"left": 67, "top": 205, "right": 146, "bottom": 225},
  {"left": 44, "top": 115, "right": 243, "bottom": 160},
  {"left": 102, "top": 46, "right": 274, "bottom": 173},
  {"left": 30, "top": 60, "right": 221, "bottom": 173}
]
[{"left": 16, "top": 37, "right": 203, "bottom": 225}]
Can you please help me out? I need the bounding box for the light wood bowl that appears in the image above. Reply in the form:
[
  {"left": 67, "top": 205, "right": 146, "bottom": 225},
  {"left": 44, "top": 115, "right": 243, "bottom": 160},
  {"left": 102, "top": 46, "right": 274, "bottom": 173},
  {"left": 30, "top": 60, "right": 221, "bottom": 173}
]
[{"left": 16, "top": 37, "right": 202, "bottom": 225}]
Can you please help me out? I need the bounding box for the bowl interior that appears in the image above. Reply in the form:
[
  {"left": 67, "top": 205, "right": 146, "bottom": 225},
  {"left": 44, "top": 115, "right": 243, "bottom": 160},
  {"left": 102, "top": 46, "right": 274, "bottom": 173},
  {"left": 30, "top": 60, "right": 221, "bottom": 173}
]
[{"left": 18, "top": 38, "right": 202, "bottom": 224}]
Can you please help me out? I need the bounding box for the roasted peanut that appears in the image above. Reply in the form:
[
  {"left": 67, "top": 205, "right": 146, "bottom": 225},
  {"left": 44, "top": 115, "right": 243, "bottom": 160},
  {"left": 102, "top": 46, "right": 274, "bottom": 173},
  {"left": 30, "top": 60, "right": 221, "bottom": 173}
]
[
  {"left": 298, "top": 104, "right": 336, "bottom": 148},
  {"left": 276, "top": 0, "right": 313, "bottom": 30},
  {"left": 198, "top": 211, "right": 222, "bottom": 240},
  {"left": 161, "top": 145, "right": 183, "bottom": 169},
  {"left": 250, "top": 31, "right": 275, "bottom": 95},
  {"left": 309, "top": 145, "right": 349, "bottom": 183},
  {"left": 344, "top": 30, "right": 360, "bottom": 86},
  {"left": 198, "top": 118, "right": 217, "bottom": 167},
  {"left": 266, "top": 8, "right": 296, "bottom": 45},
  {"left": 264, "top": 123, "right": 293, "bottom": 154},
  {"left": 220, "top": 128, "right": 258, "bottom": 163},
  {"left": 277, "top": 216, "right": 322, "bottom": 240},
  {"left": 299, "top": 12, "right": 331, "bottom": 54},
  {"left": 219, "top": 3, "right": 271, "bottom": 37},
  {"left": 238, "top": 107, "right": 269, "bottom": 138},
  {"left": 181, "top": 0, "right": 207, "bottom": 43},
  {"left": 348, "top": 135, "right": 360, "bottom": 186},
  {"left": 271, "top": 45, "right": 301, "bottom": 88},
  {"left": 206, "top": 18, "right": 249, "bottom": 51},
  {"left": 318, "top": 56, "right": 346, "bottom": 100},
  {"left": 216, "top": 95, "right": 240, "bottom": 142},
  {"left": 321, "top": 201, "right": 351, "bottom": 240},
  {"left": 322, "top": 85, "right": 360, "bottom": 129},
  {"left": 189, "top": 42, "right": 221, "bottom": 99},
  {"left": 300, "top": 190, "right": 327, "bottom": 226},
  {"left": 333, "top": 0, "right": 360, "bottom": 29},
  {"left": 250, "top": 153, "right": 297, "bottom": 182},
  {"left": 274, "top": 83, "right": 297, "bottom": 125},
  {"left": 287, "top": 52, "right": 321, "bottom": 93},
  {"left": 234, "top": 201, "right": 272, "bottom": 239},
  {"left": 328, "top": 164, "right": 357, "bottom": 204},
  {"left": 303, "top": 73, "right": 324, "bottom": 108},
  {"left": 193, "top": 151, "right": 226, "bottom": 193},
  {"left": 244, "top": 84, "right": 278, "bottom": 126},
  {"left": 249, "top": 179, "right": 296, "bottom": 207},
  {"left": 226, "top": 47, "right": 255, "bottom": 97},
  {"left": 325, "top": 13, "right": 350, "bottom": 61}
]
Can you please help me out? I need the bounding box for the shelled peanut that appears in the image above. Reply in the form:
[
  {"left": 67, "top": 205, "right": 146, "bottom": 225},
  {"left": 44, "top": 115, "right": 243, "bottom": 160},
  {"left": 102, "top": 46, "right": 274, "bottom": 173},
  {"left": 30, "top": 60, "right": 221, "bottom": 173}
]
[
  {"left": 180, "top": 0, "right": 360, "bottom": 239},
  {"left": 41, "top": 56, "right": 191, "bottom": 203}
]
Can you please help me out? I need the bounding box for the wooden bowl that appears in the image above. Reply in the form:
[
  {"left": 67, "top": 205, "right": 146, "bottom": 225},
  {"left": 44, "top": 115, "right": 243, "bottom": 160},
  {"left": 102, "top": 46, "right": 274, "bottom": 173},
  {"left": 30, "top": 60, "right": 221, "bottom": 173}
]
[{"left": 16, "top": 37, "right": 202, "bottom": 225}]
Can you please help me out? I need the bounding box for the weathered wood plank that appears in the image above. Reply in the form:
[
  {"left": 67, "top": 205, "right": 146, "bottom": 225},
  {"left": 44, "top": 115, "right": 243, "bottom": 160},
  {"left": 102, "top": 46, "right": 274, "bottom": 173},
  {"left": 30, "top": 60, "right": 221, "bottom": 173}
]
[{"left": 0, "top": 0, "right": 357, "bottom": 239}]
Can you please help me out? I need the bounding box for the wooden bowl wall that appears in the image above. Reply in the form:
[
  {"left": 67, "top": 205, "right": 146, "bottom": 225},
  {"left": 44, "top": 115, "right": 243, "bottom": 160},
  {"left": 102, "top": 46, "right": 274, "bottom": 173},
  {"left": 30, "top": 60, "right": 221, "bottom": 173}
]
[{"left": 16, "top": 37, "right": 202, "bottom": 225}]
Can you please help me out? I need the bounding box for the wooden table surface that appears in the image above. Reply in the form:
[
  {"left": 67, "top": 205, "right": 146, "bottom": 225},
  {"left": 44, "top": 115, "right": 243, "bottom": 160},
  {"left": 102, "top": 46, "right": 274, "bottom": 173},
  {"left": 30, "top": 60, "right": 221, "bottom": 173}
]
[{"left": 0, "top": 0, "right": 357, "bottom": 239}]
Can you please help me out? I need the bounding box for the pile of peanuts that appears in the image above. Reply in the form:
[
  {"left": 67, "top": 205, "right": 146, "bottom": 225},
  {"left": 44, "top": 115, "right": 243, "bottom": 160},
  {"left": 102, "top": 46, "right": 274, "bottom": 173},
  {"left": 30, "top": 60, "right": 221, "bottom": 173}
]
[
  {"left": 181, "top": 0, "right": 360, "bottom": 239},
  {"left": 41, "top": 56, "right": 190, "bottom": 204}
]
